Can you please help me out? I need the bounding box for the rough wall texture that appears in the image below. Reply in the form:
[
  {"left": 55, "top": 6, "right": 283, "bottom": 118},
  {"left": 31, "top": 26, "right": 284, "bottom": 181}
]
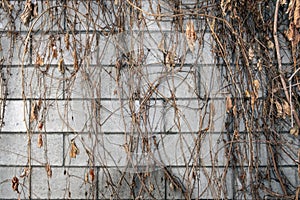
[{"left": 0, "top": 1, "right": 299, "bottom": 200}]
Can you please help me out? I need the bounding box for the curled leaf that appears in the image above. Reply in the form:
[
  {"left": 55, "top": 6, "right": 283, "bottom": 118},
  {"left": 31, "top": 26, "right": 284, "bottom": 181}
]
[
  {"left": 245, "top": 90, "right": 251, "bottom": 98},
  {"left": 20, "top": 0, "right": 33, "bottom": 26},
  {"left": 186, "top": 20, "right": 197, "bottom": 53},
  {"left": 35, "top": 54, "right": 44, "bottom": 67},
  {"left": 70, "top": 139, "right": 80, "bottom": 158},
  {"left": 45, "top": 163, "right": 52, "bottom": 178},
  {"left": 274, "top": 101, "right": 283, "bottom": 118},
  {"left": 290, "top": 126, "right": 299, "bottom": 136},
  {"left": 38, "top": 121, "right": 43, "bottom": 130},
  {"left": 226, "top": 96, "right": 233, "bottom": 113},
  {"left": 253, "top": 80, "right": 260, "bottom": 91},
  {"left": 89, "top": 169, "right": 95, "bottom": 182},
  {"left": 73, "top": 50, "right": 79, "bottom": 72},
  {"left": 64, "top": 33, "right": 70, "bottom": 50},
  {"left": 84, "top": 172, "right": 89, "bottom": 183},
  {"left": 30, "top": 102, "right": 39, "bottom": 122},
  {"left": 37, "top": 133, "right": 43, "bottom": 148},
  {"left": 248, "top": 46, "right": 254, "bottom": 60},
  {"left": 165, "top": 51, "right": 175, "bottom": 69},
  {"left": 11, "top": 176, "right": 19, "bottom": 193},
  {"left": 282, "top": 100, "right": 291, "bottom": 117},
  {"left": 58, "top": 57, "right": 65, "bottom": 74},
  {"left": 295, "top": 0, "right": 300, "bottom": 28},
  {"left": 232, "top": 105, "right": 237, "bottom": 116},
  {"left": 20, "top": 167, "right": 30, "bottom": 178}
]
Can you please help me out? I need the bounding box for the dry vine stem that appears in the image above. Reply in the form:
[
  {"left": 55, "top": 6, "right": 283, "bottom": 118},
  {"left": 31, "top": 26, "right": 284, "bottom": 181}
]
[
  {"left": 0, "top": 1, "right": 298, "bottom": 199},
  {"left": 274, "top": 0, "right": 300, "bottom": 128}
]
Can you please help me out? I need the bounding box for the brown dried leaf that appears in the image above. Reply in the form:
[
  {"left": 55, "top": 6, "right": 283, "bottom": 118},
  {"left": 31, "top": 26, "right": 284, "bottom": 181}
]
[
  {"left": 70, "top": 139, "right": 80, "bottom": 158},
  {"left": 221, "top": 0, "right": 231, "bottom": 16},
  {"left": 158, "top": 37, "right": 165, "bottom": 52},
  {"left": 234, "top": 129, "right": 239, "bottom": 140},
  {"left": 165, "top": 51, "right": 175, "bottom": 69},
  {"left": 186, "top": 20, "right": 197, "bottom": 53},
  {"left": 267, "top": 40, "right": 274, "bottom": 49},
  {"left": 20, "top": 0, "right": 32, "bottom": 26},
  {"left": 295, "top": 0, "right": 300, "bottom": 28},
  {"left": 226, "top": 96, "right": 232, "bottom": 113},
  {"left": 58, "top": 57, "right": 65, "bottom": 74},
  {"left": 64, "top": 33, "right": 70, "bottom": 50},
  {"left": 287, "top": 0, "right": 295, "bottom": 19},
  {"left": 30, "top": 102, "right": 39, "bottom": 122},
  {"left": 20, "top": 167, "right": 30, "bottom": 178},
  {"left": 38, "top": 121, "right": 43, "bottom": 130},
  {"left": 32, "top": 2, "right": 38, "bottom": 17},
  {"left": 84, "top": 172, "right": 89, "bottom": 183},
  {"left": 232, "top": 105, "right": 237, "bottom": 116},
  {"left": 248, "top": 46, "right": 254, "bottom": 60},
  {"left": 250, "top": 92, "right": 257, "bottom": 110},
  {"left": 282, "top": 100, "right": 291, "bottom": 117},
  {"left": 35, "top": 54, "right": 44, "bottom": 67},
  {"left": 244, "top": 90, "right": 250, "bottom": 98},
  {"left": 11, "top": 176, "right": 19, "bottom": 193},
  {"left": 45, "top": 163, "right": 52, "bottom": 178},
  {"left": 73, "top": 50, "right": 79, "bottom": 72},
  {"left": 286, "top": 23, "right": 295, "bottom": 41},
  {"left": 123, "top": 143, "right": 129, "bottom": 153},
  {"left": 290, "top": 126, "right": 299, "bottom": 136},
  {"left": 274, "top": 101, "right": 283, "bottom": 118},
  {"left": 37, "top": 133, "right": 43, "bottom": 148},
  {"left": 89, "top": 169, "right": 95, "bottom": 182},
  {"left": 253, "top": 80, "right": 260, "bottom": 91}
]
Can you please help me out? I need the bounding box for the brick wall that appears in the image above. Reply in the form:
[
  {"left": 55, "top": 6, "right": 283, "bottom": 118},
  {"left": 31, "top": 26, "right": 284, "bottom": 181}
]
[{"left": 0, "top": 1, "right": 299, "bottom": 199}]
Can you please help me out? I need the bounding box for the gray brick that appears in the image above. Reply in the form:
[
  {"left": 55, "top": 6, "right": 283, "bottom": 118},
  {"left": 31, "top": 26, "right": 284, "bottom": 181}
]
[{"left": 1, "top": 100, "right": 28, "bottom": 132}]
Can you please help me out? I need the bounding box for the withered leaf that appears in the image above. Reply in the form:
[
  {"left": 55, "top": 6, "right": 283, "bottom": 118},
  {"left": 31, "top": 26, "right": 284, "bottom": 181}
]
[
  {"left": 20, "top": 167, "right": 30, "bottom": 178},
  {"left": 123, "top": 143, "right": 129, "bottom": 153},
  {"left": 274, "top": 101, "right": 283, "bottom": 118},
  {"left": 253, "top": 80, "right": 260, "bottom": 91},
  {"left": 295, "top": 0, "right": 300, "bottom": 28},
  {"left": 232, "top": 105, "right": 237, "bottom": 116},
  {"left": 70, "top": 139, "right": 80, "bottom": 158},
  {"left": 38, "top": 121, "right": 43, "bottom": 130},
  {"left": 30, "top": 102, "right": 39, "bottom": 122},
  {"left": 32, "top": 2, "right": 38, "bottom": 17},
  {"left": 35, "top": 54, "right": 44, "bottom": 67},
  {"left": 73, "top": 50, "right": 79, "bottom": 72},
  {"left": 244, "top": 90, "right": 251, "bottom": 98},
  {"left": 158, "top": 37, "right": 165, "bottom": 52},
  {"left": 38, "top": 133, "right": 43, "bottom": 148},
  {"left": 20, "top": 0, "right": 32, "bottom": 26},
  {"left": 282, "top": 100, "right": 291, "bottom": 117},
  {"left": 58, "top": 57, "right": 65, "bottom": 74},
  {"left": 186, "top": 20, "right": 197, "bottom": 53},
  {"left": 89, "top": 169, "right": 95, "bottom": 182},
  {"left": 290, "top": 126, "right": 299, "bottom": 136},
  {"left": 226, "top": 96, "right": 233, "bottom": 113},
  {"left": 64, "top": 33, "right": 70, "bottom": 50},
  {"left": 165, "top": 51, "right": 175, "bottom": 69},
  {"left": 84, "top": 172, "right": 89, "bottom": 183},
  {"left": 11, "top": 176, "right": 19, "bottom": 193},
  {"left": 45, "top": 163, "right": 52, "bottom": 178},
  {"left": 248, "top": 46, "right": 254, "bottom": 60}
]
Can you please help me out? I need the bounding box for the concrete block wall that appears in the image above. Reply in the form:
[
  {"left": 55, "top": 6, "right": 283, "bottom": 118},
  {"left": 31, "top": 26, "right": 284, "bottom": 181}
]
[{"left": 0, "top": 1, "right": 299, "bottom": 199}]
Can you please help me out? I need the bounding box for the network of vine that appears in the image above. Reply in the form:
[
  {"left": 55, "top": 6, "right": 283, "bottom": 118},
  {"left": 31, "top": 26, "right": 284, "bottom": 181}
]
[{"left": 0, "top": 0, "right": 299, "bottom": 199}]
